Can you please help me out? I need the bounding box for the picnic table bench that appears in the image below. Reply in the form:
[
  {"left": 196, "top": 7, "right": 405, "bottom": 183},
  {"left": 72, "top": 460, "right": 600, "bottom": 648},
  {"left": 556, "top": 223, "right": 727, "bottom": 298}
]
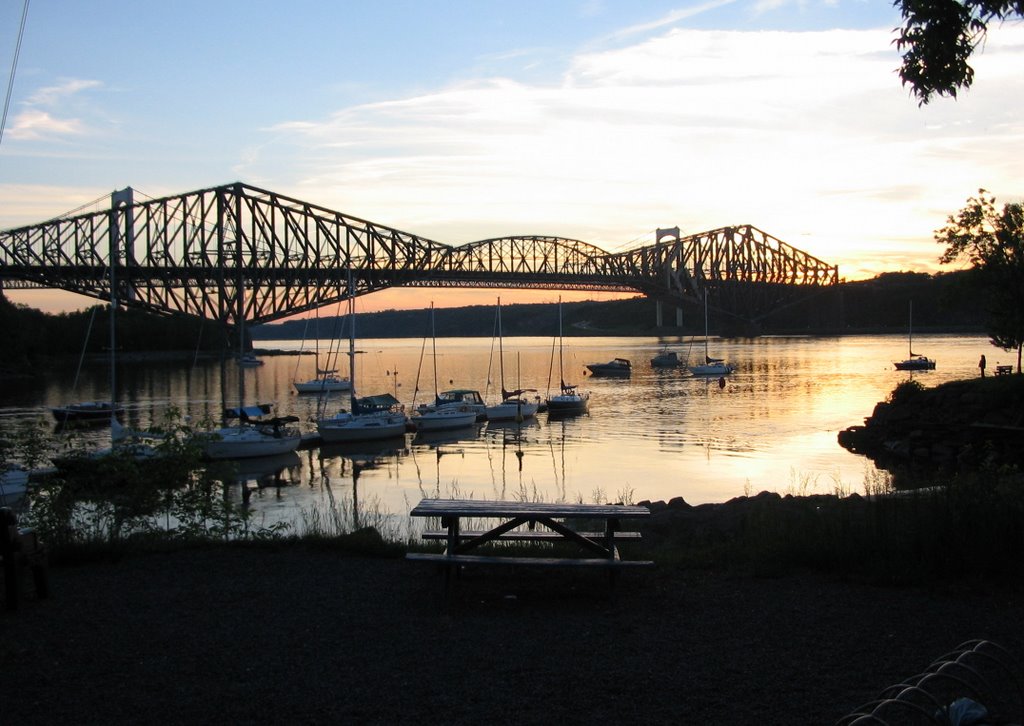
[{"left": 406, "top": 498, "right": 653, "bottom": 589}]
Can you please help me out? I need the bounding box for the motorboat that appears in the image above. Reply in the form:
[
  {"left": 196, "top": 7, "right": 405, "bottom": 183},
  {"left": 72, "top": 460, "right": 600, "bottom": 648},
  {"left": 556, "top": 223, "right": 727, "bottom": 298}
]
[
  {"left": 651, "top": 348, "right": 682, "bottom": 368},
  {"left": 545, "top": 298, "right": 590, "bottom": 416},
  {"left": 586, "top": 358, "right": 632, "bottom": 377},
  {"left": 293, "top": 371, "right": 352, "bottom": 394},
  {"left": 202, "top": 405, "right": 301, "bottom": 459},
  {"left": 689, "top": 295, "right": 735, "bottom": 377},
  {"left": 51, "top": 401, "right": 125, "bottom": 424},
  {"left": 894, "top": 301, "right": 935, "bottom": 371}
]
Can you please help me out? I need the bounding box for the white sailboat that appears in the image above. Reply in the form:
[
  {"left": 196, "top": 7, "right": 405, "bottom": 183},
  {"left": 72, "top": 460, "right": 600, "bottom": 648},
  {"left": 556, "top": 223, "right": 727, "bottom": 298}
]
[
  {"left": 893, "top": 300, "right": 936, "bottom": 371},
  {"left": 317, "top": 287, "right": 409, "bottom": 443},
  {"left": 203, "top": 298, "right": 301, "bottom": 459},
  {"left": 293, "top": 310, "right": 352, "bottom": 393},
  {"left": 689, "top": 293, "right": 735, "bottom": 377},
  {"left": 545, "top": 297, "right": 589, "bottom": 416},
  {"left": 412, "top": 304, "right": 478, "bottom": 432},
  {"left": 485, "top": 298, "right": 539, "bottom": 422}
]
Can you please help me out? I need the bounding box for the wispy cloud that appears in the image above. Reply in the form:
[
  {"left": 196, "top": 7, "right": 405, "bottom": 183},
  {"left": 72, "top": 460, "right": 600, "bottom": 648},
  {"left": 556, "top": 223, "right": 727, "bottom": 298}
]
[{"left": 7, "top": 78, "right": 102, "bottom": 141}]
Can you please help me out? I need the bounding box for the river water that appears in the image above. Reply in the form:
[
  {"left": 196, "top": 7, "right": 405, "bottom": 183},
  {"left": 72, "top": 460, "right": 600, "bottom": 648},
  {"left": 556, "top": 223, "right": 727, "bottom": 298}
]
[{"left": 0, "top": 333, "right": 995, "bottom": 531}]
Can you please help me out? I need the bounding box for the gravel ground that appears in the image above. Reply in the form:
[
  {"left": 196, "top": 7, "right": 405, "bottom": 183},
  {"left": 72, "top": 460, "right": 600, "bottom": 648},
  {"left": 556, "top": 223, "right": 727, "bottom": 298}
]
[{"left": 3, "top": 545, "right": 1022, "bottom": 725}]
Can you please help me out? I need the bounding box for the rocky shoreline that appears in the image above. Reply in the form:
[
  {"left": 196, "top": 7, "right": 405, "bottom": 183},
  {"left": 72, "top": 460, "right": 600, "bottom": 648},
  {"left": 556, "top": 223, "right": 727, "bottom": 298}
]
[{"left": 837, "top": 374, "right": 1024, "bottom": 476}]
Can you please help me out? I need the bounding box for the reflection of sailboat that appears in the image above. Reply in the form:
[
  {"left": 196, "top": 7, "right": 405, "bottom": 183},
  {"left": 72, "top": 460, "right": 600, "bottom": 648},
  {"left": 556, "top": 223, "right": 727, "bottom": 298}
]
[
  {"left": 893, "top": 301, "right": 936, "bottom": 371},
  {"left": 485, "top": 298, "right": 539, "bottom": 422},
  {"left": 545, "top": 298, "right": 590, "bottom": 416},
  {"left": 689, "top": 293, "right": 735, "bottom": 377},
  {"left": 412, "top": 304, "right": 478, "bottom": 432},
  {"left": 317, "top": 287, "right": 409, "bottom": 443}
]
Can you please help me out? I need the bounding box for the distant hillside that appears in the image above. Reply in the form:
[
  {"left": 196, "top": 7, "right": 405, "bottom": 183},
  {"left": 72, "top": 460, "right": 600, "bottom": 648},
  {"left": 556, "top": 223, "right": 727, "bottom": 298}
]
[{"left": 252, "top": 271, "right": 987, "bottom": 340}]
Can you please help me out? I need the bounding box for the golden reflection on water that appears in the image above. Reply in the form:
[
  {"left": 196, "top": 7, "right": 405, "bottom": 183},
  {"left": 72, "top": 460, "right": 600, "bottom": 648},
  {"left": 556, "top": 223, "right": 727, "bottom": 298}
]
[{"left": 0, "top": 332, "right": 994, "bottom": 528}]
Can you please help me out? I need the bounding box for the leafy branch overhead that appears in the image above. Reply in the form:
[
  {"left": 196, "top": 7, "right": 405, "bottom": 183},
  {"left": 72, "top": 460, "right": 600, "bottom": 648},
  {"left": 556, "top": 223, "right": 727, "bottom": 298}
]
[{"left": 895, "top": 0, "right": 1024, "bottom": 104}]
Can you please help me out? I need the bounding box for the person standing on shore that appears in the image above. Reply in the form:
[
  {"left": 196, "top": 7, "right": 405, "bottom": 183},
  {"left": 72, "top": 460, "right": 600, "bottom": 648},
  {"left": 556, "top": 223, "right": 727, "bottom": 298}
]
[{"left": 979, "top": 354, "right": 987, "bottom": 377}]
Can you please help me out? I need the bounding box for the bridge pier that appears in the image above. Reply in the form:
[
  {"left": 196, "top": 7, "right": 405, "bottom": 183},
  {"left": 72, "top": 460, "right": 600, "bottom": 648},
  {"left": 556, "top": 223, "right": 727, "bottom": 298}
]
[{"left": 655, "top": 300, "right": 684, "bottom": 328}]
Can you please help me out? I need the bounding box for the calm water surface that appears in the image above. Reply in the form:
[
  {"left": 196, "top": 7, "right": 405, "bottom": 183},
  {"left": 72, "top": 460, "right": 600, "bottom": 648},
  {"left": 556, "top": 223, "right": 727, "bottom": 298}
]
[{"left": 0, "top": 333, "right": 995, "bottom": 530}]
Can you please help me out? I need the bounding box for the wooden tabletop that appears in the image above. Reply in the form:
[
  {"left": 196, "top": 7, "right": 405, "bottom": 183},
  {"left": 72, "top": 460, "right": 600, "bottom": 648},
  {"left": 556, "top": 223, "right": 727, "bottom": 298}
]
[{"left": 409, "top": 498, "right": 650, "bottom": 519}]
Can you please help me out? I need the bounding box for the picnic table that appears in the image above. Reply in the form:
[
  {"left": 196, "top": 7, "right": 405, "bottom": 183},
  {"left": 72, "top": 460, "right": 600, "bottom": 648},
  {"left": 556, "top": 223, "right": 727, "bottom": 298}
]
[{"left": 406, "top": 498, "right": 653, "bottom": 588}]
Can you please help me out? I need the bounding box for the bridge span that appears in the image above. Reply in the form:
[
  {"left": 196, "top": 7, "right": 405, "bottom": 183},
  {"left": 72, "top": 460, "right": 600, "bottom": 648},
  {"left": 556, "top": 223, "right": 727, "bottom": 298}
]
[{"left": 0, "top": 182, "right": 838, "bottom": 330}]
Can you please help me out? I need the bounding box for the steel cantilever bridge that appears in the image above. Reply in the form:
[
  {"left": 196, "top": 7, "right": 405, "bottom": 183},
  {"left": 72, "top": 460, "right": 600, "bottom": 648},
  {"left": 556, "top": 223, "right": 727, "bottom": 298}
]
[{"left": 0, "top": 182, "right": 839, "bottom": 331}]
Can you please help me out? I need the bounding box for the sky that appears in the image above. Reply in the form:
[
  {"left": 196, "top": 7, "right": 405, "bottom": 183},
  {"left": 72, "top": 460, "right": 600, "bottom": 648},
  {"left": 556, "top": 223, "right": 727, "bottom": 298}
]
[{"left": 1, "top": 1, "right": 1021, "bottom": 315}]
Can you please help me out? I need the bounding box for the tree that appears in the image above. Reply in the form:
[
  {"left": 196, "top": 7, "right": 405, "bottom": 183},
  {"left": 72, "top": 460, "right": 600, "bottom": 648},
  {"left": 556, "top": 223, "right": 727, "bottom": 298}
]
[
  {"left": 936, "top": 190, "right": 1024, "bottom": 371},
  {"left": 895, "top": 0, "right": 1024, "bottom": 105}
]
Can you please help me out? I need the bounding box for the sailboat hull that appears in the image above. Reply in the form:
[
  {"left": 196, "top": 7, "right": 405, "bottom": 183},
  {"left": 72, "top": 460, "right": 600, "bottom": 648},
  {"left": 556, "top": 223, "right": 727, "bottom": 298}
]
[
  {"left": 894, "top": 357, "right": 936, "bottom": 371},
  {"left": 203, "top": 427, "right": 301, "bottom": 459}
]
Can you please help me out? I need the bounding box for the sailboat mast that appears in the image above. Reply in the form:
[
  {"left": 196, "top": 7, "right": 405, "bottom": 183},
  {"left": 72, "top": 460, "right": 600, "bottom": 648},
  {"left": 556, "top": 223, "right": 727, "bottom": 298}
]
[
  {"left": 704, "top": 293, "right": 710, "bottom": 362},
  {"left": 430, "top": 302, "right": 438, "bottom": 397},
  {"left": 497, "top": 297, "right": 505, "bottom": 394},
  {"left": 558, "top": 297, "right": 565, "bottom": 385},
  {"left": 348, "top": 282, "right": 357, "bottom": 411},
  {"left": 908, "top": 300, "right": 914, "bottom": 356}
]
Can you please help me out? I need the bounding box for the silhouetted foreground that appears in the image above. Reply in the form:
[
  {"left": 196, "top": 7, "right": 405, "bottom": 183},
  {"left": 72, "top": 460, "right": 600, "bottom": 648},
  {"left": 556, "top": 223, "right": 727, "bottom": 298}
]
[{"left": 2, "top": 547, "right": 1021, "bottom": 724}]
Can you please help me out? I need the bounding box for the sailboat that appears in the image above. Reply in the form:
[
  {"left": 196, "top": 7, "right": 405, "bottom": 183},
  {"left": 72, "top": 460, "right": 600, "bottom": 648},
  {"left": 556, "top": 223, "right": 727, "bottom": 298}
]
[
  {"left": 893, "top": 301, "right": 936, "bottom": 371},
  {"left": 203, "top": 300, "right": 301, "bottom": 459},
  {"left": 485, "top": 298, "right": 539, "bottom": 422},
  {"left": 293, "top": 310, "right": 352, "bottom": 394},
  {"left": 412, "top": 304, "right": 478, "bottom": 432},
  {"left": 689, "top": 293, "right": 735, "bottom": 377},
  {"left": 50, "top": 306, "right": 125, "bottom": 425},
  {"left": 545, "top": 297, "right": 590, "bottom": 416},
  {"left": 316, "top": 286, "right": 409, "bottom": 443}
]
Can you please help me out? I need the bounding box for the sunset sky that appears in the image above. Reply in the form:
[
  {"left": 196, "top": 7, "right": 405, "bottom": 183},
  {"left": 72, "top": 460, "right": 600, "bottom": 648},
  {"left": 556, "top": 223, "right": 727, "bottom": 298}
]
[{"left": 1, "top": 1, "right": 1021, "bottom": 315}]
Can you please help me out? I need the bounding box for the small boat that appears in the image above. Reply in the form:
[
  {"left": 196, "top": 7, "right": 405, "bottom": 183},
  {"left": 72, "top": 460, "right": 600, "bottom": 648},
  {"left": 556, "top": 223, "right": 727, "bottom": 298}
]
[
  {"left": 893, "top": 301, "right": 935, "bottom": 371},
  {"left": 422, "top": 389, "right": 487, "bottom": 421},
  {"left": 412, "top": 304, "right": 479, "bottom": 432},
  {"left": 486, "top": 389, "right": 541, "bottom": 422},
  {"left": 485, "top": 299, "right": 539, "bottom": 422},
  {"left": 202, "top": 405, "right": 301, "bottom": 460},
  {"left": 651, "top": 348, "right": 682, "bottom": 368},
  {"left": 586, "top": 358, "right": 632, "bottom": 377},
  {"left": 689, "top": 295, "right": 735, "bottom": 377},
  {"left": 50, "top": 401, "right": 125, "bottom": 424},
  {"left": 318, "top": 394, "right": 410, "bottom": 442},
  {"left": 293, "top": 371, "right": 352, "bottom": 394},
  {"left": 546, "top": 298, "right": 590, "bottom": 416},
  {"left": 316, "top": 288, "right": 410, "bottom": 443},
  {"left": 238, "top": 353, "right": 264, "bottom": 367}
]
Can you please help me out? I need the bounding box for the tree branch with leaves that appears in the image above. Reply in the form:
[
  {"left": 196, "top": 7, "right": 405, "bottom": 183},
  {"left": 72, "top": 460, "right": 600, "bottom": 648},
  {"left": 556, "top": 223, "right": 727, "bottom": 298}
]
[
  {"left": 895, "top": 0, "right": 1024, "bottom": 104},
  {"left": 937, "top": 189, "right": 1024, "bottom": 371}
]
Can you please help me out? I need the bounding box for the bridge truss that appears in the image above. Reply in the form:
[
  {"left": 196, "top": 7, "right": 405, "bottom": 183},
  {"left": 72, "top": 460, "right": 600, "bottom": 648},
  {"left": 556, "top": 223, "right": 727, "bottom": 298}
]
[{"left": 0, "top": 182, "right": 838, "bottom": 330}]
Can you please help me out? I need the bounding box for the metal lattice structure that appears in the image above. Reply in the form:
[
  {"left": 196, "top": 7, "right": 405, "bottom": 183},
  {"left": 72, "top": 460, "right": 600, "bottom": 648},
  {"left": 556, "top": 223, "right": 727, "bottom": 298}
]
[{"left": 0, "top": 182, "right": 838, "bottom": 328}]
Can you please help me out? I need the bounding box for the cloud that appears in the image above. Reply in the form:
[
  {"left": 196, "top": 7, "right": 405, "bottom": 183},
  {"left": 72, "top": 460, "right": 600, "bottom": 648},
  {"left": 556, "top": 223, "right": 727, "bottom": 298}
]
[
  {"left": 6, "top": 109, "right": 86, "bottom": 141},
  {"left": 26, "top": 79, "right": 103, "bottom": 107},
  {"left": 260, "top": 20, "right": 1023, "bottom": 281},
  {"left": 7, "top": 78, "right": 102, "bottom": 141}
]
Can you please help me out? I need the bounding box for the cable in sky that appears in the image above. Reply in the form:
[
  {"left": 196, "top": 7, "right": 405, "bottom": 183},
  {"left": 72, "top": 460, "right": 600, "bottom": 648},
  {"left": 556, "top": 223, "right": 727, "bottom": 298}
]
[{"left": 0, "top": 0, "right": 31, "bottom": 150}]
